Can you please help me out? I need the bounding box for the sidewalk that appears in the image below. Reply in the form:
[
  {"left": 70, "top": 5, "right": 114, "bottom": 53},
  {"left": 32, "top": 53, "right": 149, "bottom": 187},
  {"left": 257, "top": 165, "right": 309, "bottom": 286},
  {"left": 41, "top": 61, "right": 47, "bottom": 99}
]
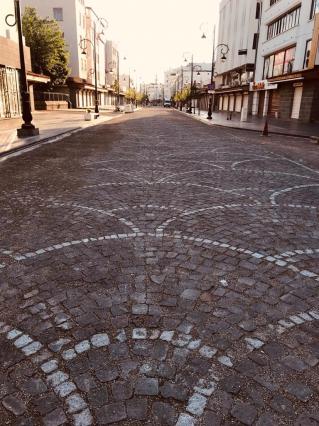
[
  {"left": 184, "top": 108, "right": 319, "bottom": 139},
  {"left": 0, "top": 109, "right": 121, "bottom": 156}
]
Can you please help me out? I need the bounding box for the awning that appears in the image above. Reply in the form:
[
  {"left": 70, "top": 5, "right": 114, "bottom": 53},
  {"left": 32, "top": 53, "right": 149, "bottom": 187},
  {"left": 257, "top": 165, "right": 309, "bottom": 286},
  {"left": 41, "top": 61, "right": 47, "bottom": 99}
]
[{"left": 27, "top": 72, "right": 50, "bottom": 84}]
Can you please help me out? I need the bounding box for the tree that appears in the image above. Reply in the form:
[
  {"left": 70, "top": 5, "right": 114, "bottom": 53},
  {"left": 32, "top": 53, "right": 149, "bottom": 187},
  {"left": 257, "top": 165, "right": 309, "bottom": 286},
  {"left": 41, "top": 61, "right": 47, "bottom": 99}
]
[
  {"left": 111, "top": 79, "right": 120, "bottom": 93},
  {"left": 174, "top": 86, "right": 191, "bottom": 103},
  {"left": 125, "top": 88, "right": 137, "bottom": 102},
  {"left": 22, "top": 7, "right": 70, "bottom": 87}
]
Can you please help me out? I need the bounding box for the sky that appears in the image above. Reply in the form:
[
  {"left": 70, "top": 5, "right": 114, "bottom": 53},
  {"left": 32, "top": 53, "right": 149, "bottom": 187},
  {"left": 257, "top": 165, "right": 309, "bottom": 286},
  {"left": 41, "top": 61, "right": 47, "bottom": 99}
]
[{"left": 87, "top": 0, "right": 219, "bottom": 84}]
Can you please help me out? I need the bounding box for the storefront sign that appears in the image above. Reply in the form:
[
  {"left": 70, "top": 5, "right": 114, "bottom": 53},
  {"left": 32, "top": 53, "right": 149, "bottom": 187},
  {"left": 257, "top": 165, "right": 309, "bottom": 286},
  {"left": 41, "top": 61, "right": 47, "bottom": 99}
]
[{"left": 250, "top": 80, "right": 278, "bottom": 91}]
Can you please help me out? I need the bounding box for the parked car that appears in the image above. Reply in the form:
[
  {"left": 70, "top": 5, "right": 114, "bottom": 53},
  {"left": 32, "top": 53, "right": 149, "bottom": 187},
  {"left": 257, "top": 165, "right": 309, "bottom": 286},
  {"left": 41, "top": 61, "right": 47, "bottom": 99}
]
[{"left": 163, "top": 100, "right": 172, "bottom": 108}]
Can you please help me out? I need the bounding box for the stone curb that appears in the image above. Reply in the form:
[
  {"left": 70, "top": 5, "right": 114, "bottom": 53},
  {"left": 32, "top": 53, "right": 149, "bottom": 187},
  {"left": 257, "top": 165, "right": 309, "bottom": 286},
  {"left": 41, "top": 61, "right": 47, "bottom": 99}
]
[{"left": 177, "top": 109, "right": 316, "bottom": 141}]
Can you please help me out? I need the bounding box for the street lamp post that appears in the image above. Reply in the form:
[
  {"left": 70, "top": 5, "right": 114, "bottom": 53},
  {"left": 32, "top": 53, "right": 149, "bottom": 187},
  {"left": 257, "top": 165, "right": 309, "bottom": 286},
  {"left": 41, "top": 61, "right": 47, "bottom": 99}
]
[
  {"left": 202, "top": 25, "right": 229, "bottom": 120},
  {"left": 183, "top": 52, "right": 194, "bottom": 114},
  {"left": 6, "top": 0, "right": 39, "bottom": 137},
  {"left": 179, "top": 66, "right": 184, "bottom": 111},
  {"left": 80, "top": 17, "right": 107, "bottom": 116},
  {"left": 116, "top": 52, "right": 120, "bottom": 111}
]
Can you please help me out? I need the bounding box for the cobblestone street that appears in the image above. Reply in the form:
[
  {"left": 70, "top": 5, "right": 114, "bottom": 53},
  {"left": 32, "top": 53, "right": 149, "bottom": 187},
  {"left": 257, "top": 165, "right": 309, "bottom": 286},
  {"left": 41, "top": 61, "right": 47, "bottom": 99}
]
[{"left": 0, "top": 108, "right": 318, "bottom": 425}]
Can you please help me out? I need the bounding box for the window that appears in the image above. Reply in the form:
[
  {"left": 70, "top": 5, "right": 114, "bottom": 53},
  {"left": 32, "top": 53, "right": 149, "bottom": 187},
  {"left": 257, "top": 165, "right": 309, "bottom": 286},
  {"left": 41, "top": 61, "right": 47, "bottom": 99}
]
[
  {"left": 310, "top": 0, "right": 319, "bottom": 19},
  {"left": 273, "top": 51, "right": 285, "bottom": 76},
  {"left": 267, "top": 6, "right": 300, "bottom": 40},
  {"left": 53, "top": 7, "right": 63, "bottom": 21},
  {"left": 263, "top": 46, "right": 296, "bottom": 79},
  {"left": 283, "top": 47, "right": 295, "bottom": 73},
  {"left": 270, "top": 0, "right": 279, "bottom": 5},
  {"left": 304, "top": 40, "right": 312, "bottom": 68}
]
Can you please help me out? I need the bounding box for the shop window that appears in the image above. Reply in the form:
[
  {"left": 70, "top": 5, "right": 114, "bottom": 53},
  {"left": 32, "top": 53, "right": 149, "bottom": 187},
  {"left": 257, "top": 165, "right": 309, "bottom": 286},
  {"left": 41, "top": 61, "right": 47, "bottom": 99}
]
[
  {"left": 263, "top": 45, "right": 296, "bottom": 79},
  {"left": 273, "top": 51, "right": 285, "bottom": 76},
  {"left": 283, "top": 46, "right": 295, "bottom": 73}
]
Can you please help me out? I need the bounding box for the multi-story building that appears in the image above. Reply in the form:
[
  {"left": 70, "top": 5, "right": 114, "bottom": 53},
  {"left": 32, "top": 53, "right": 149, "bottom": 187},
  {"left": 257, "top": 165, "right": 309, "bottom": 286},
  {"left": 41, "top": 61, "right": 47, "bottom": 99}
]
[
  {"left": 105, "top": 40, "right": 118, "bottom": 87},
  {"left": 0, "top": 0, "right": 49, "bottom": 118},
  {"left": 214, "top": 0, "right": 260, "bottom": 115},
  {"left": 252, "top": 0, "right": 319, "bottom": 122},
  {"left": 164, "top": 63, "right": 212, "bottom": 100},
  {"left": 21, "top": 0, "right": 111, "bottom": 109},
  {"left": 146, "top": 82, "right": 164, "bottom": 104}
]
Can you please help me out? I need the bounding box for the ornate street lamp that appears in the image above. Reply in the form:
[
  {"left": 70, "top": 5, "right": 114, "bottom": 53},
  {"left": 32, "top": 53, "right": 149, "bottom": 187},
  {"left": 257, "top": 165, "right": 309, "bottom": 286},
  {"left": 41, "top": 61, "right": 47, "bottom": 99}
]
[
  {"left": 80, "top": 17, "right": 108, "bottom": 115},
  {"left": 183, "top": 52, "right": 194, "bottom": 114},
  {"left": 6, "top": 0, "right": 39, "bottom": 137},
  {"left": 201, "top": 24, "right": 229, "bottom": 120}
]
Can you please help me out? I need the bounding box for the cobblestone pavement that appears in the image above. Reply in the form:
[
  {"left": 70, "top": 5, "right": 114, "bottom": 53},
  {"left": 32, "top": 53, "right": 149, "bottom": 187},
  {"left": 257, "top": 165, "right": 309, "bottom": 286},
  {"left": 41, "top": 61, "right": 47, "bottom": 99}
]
[{"left": 0, "top": 108, "right": 318, "bottom": 425}]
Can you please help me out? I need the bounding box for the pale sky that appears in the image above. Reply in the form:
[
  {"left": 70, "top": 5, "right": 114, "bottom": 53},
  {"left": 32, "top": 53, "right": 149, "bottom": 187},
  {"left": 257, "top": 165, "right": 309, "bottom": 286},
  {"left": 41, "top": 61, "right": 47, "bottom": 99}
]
[{"left": 87, "top": 0, "right": 219, "bottom": 84}]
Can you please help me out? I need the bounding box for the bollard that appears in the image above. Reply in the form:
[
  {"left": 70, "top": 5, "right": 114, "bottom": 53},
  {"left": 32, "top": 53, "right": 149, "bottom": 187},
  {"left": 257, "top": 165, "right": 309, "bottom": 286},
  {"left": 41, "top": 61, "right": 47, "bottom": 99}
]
[{"left": 262, "top": 118, "right": 269, "bottom": 136}]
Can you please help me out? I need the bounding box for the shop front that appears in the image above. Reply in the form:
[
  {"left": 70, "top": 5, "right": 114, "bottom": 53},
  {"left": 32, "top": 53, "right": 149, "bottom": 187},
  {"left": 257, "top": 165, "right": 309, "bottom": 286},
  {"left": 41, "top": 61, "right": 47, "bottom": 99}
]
[{"left": 251, "top": 69, "right": 319, "bottom": 122}]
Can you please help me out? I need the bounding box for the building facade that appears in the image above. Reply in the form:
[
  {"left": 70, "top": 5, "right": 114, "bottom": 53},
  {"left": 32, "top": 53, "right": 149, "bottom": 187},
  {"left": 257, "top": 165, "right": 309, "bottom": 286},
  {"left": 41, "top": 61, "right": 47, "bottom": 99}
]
[
  {"left": 0, "top": 0, "right": 49, "bottom": 118},
  {"left": 252, "top": 0, "right": 319, "bottom": 122},
  {"left": 21, "top": 0, "right": 115, "bottom": 109},
  {"left": 146, "top": 82, "right": 164, "bottom": 104},
  {"left": 214, "top": 0, "right": 260, "bottom": 115},
  {"left": 164, "top": 63, "right": 212, "bottom": 100}
]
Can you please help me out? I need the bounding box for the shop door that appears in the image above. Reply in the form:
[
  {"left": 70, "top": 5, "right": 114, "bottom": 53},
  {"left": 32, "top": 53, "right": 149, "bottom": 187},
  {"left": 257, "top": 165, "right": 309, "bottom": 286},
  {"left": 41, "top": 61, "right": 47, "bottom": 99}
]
[
  {"left": 235, "top": 95, "right": 242, "bottom": 112},
  {"left": 268, "top": 90, "right": 280, "bottom": 118},
  {"left": 223, "top": 96, "right": 229, "bottom": 111},
  {"left": 229, "top": 95, "right": 235, "bottom": 111},
  {"left": 258, "top": 91, "right": 265, "bottom": 116},
  {"left": 291, "top": 86, "right": 303, "bottom": 119}
]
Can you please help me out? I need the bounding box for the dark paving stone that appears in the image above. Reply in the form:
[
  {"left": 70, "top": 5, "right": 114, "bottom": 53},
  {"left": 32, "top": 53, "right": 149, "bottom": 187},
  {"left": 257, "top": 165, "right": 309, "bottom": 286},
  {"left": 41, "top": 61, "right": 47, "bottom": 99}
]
[
  {"left": 152, "top": 401, "right": 178, "bottom": 425},
  {"left": 19, "top": 378, "right": 47, "bottom": 395},
  {"left": 270, "top": 394, "right": 294, "bottom": 415},
  {"left": 95, "top": 367, "right": 119, "bottom": 383},
  {"left": 126, "top": 397, "right": 148, "bottom": 420},
  {"left": 160, "top": 382, "right": 188, "bottom": 401},
  {"left": 285, "top": 382, "right": 313, "bottom": 402},
  {"left": 281, "top": 356, "right": 308, "bottom": 372},
  {"left": 33, "top": 393, "right": 60, "bottom": 415},
  {"left": 43, "top": 408, "right": 67, "bottom": 426},
  {"left": 2, "top": 394, "right": 26, "bottom": 416},
  {"left": 96, "top": 402, "right": 127, "bottom": 424},
  {"left": 88, "top": 387, "right": 109, "bottom": 407},
  {"left": 231, "top": 402, "right": 258, "bottom": 425},
  {"left": 135, "top": 378, "right": 159, "bottom": 396},
  {"left": 111, "top": 381, "right": 133, "bottom": 400}
]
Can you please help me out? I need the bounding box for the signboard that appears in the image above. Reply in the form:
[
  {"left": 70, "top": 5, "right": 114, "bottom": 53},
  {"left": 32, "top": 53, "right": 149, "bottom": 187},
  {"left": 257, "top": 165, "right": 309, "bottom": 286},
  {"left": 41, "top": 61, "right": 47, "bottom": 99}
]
[
  {"left": 250, "top": 80, "right": 278, "bottom": 91},
  {"left": 207, "top": 82, "right": 215, "bottom": 90}
]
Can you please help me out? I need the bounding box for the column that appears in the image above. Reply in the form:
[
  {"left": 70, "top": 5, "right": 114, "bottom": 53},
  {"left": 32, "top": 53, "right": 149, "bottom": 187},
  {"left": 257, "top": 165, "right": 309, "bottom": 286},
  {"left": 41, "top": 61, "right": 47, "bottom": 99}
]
[{"left": 263, "top": 90, "right": 269, "bottom": 116}]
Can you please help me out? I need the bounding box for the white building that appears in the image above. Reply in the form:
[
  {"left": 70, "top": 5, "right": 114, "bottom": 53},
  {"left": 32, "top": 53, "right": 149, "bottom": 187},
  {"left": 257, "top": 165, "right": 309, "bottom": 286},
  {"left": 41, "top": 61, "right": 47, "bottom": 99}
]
[
  {"left": 252, "top": 0, "right": 319, "bottom": 122},
  {"left": 21, "top": 0, "right": 111, "bottom": 109},
  {"left": 164, "top": 63, "right": 212, "bottom": 100},
  {"left": 146, "top": 82, "right": 164, "bottom": 104},
  {"left": 214, "top": 0, "right": 260, "bottom": 115},
  {"left": 105, "top": 40, "right": 118, "bottom": 87}
]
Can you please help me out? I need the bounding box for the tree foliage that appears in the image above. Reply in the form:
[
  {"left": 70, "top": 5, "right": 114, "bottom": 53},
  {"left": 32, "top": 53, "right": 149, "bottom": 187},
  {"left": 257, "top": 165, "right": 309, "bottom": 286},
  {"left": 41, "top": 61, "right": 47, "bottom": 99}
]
[
  {"left": 174, "top": 86, "right": 191, "bottom": 103},
  {"left": 125, "top": 88, "right": 137, "bottom": 102},
  {"left": 22, "top": 7, "right": 70, "bottom": 87},
  {"left": 111, "top": 79, "right": 120, "bottom": 93}
]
